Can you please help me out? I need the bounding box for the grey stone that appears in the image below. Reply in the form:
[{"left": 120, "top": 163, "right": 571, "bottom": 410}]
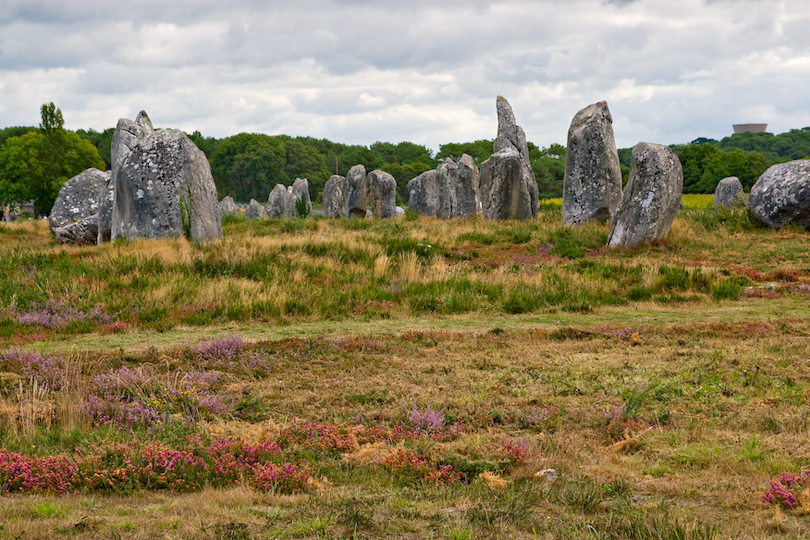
[
  {"left": 749, "top": 160, "right": 810, "bottom": 228},
  {"left": 407, "top": 169, "right": 440, "bottom": 216},
  {"left": 97, "top": 175, "right": 115, "bottom": 242},
  {"left": 245, "top": 199, "right": 266, "bottom": 219},
  {"left": 435, "top": 158, "right": 458, "bottom": 219},
  {"left": 479, "top": 97, "right": 538, "bottom": 221},
  {"left": 456, "top": 154, "right": 481, "bottom": 218},
  {"left": 49, "top": 167, "right": 109, "bottom": 244},
  {"left": 286, "top": 178, "right": 312, "bottom": 217},
  {"left": 563, "top": 101, "right": 622, "bottom": 225},
  {"left": 367, "top": 170, "right": 397, "bottom": 218},
  {"left": 266, "top": 184, "right": 287, "bottom": 218},
  {"left": 323, "top": 175, "right": 346, "bottom": 218},
  {"left": 396, "top": 206, "right": 405, "bottom": 216},
  {"left": 345, "top": 165, "right": 367, "bottom": 218},
  {"left": 714, "top": 177, "right": 747, "bottom": 211},
  {"left": 607, "top": 142, "right": 683, "bottom": 248},
  {"left": 52, "top": 215, "right": 100, "bottom": 246},
  {"left": 101, "top": 111, "right": 154, "bottom": 243},
  {"left": 219, "top": 196, "right": 237, "bottom": 217},
  {"left": 111, "top": 128, "right": 223, "bottom": 242}
]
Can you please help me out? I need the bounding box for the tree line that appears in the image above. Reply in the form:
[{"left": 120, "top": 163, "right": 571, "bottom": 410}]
[{"left": 1, "top": 103, "right": 809, "bottom": 216}]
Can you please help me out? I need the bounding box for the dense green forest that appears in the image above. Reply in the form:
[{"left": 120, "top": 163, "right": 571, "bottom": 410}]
[{"left": 1, "top": 103, "right": 809, "bottom": 215}]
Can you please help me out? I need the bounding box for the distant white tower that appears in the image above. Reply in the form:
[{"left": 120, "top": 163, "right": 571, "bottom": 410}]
[{"left": 733, "top": 123, "right": 767, "bottom": 134}]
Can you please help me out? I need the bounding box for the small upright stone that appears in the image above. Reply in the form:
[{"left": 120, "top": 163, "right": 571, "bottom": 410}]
[
  {"left": 607, "top": 142, "right": 683, "bottom": 248},
  {"left": 285, "top": 178, "right": 312, "bottom": 217},
  {"left": 367, "top": 170, "right": 397, "bottom": 218},
  {"left": 245, "top": 199, "right": 267, "bottom": 219},
  {"left": 714, "top": 177, "right": 747, "bottom": 211},
  {"left": 749, "top": 160, "right": 810, "bottom": 228},
  {"left": 50, "top": 168, "right": 110, "bottom": 244},
  {"left": 266, "top": 184, "right": 288, "bottom": 218},
  {"left": 345, "top": 165, "right": 367, "bottom": 218},
  {"left": 323, "top": 175, "right": 346, "bottom": 218},
  {"left": 479, "top": 96, "right": 538, "bottom": 221},
  {"left": 563, "top": 101, "right": 622, "bottom": 225},
  {"left": 407, "top": 170, "right": 440, "bottom": 216},
  {"left": 219, "top": 196, "right": 237, "bottom": 217},
  {"left": 456, "top": 154, "right": 481, "bottom": 218}
]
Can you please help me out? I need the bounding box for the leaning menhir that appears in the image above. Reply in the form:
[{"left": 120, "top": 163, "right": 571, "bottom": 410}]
[
  {"left": 50, "top": 168, "right": 110, "bottom": 244},
  {"left": 479, "top": 96, "right": 538, "bottom": 221},
  {"left": 749, "top": 160, "right": 810, "bottom": 228},
  {"left": 607, "top": 142, "right": 683, "bottom": 248},
  {"left": 714, "top": 177, "right": 747, "bottom": 211},
  {"left": 111, "top": 113, "right": 222, "bottom": 242},
  {"left": 563, "top": 101, "right": 622, "bottom": 225}
]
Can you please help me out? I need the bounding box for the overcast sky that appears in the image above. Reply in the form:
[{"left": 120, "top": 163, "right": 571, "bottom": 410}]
[{"left": 1, "top": 0, "right": 809, "bottom": 152}]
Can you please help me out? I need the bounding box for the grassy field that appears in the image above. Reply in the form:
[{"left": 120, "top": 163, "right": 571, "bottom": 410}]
[{"left": 2, "top": 194, "right": 810, "bottom": 539}]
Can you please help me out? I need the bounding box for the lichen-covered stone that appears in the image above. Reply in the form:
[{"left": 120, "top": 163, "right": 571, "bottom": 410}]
[
  {"left": 563, "top": 101, "right": 622, "bottom": 225},
  {"left": 111, "top": 128, "right": 222, "bottom": 242},
  {"left": 479, "top": 97, "right": 538, "bottom": 221},
  {"left": 219, "top": 196, "right": 237, "bottom": 217},
  {"left": 245, "top": 199, "right": 266, "bottom": 219},
  {"left": 367, "top": 170, "right": 397, "bottom": 218},
  {"left": 407, "top": 169, "right": 439, "bottom": 216},
  {"left": 345, "top": 165, "right": 367, "bottom": 218},
  {"left": 607, "top": 142, "right": 683, "bottom": 248},
  {"left": 50, "top": 168, "right": 110, "bottom": 244},
  {"left": 749, "top": 160, "right": 810, "bottom": 228},
  {"left": 456, "top": 154, "right": 481, "bottom": 218},
  {"left": 714, "top": 177, "right": 747, "bottom": 211},
  {"left": 323, "top": 175, "right": 346, "bottom": 218},
  {"left": 266, "top": 184, "right": 287, "bottom": 218}
]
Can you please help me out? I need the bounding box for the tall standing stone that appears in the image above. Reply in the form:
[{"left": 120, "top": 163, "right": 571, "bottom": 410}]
[
  {"left": 407, "top": 170, "right": 440, "bottom": 216},
  {"left": 111, "top": 128, "right": 222, "bottom": 242},
  {"left": 345, "top": 165, "right": 367, "bottom": 218},
  {"left": 100, "top": 111, "right": 154, "bottom": 243},
  {"left": 49, "top": 168, "right": 110, "bottom": 244},
  {"left": 749, "top": 160, "right": 810, "bottom": 228},
  {"left": 266, "top": 184, "right": 288, "bottom": 218},
  {"left": 456, "top": 154, "right": 481, "bottom": 218},
  {"left": 714, "top": 177, "right": 747, "bottom": 211},
  {"left": 435, "top": 158, "right": 458, "bottom": 219},
  {"left": 607, "top": 142, "right": 683, "bottom": 248},
  {"left": 323, "top": 175, "right": 346, "bottom": 218},
  {"left": 367, "top": 170, "right": 397, "bottom": 218},
  {"left": 479, "top": 97, "right": 538, "bottom": 221},
  {"left": 563, "top": 101, "right": 622, "bottom": 225},
  {"left": 285, "top": 178, "right": 312, "bottom": 217}
]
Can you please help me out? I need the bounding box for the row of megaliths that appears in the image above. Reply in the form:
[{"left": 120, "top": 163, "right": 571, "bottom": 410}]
[
  {"left": 49, "top": 111, "right": 223, "bottom": 244},
  {"left": 562, "top": 100, "right": 683, "bottom": 248}
]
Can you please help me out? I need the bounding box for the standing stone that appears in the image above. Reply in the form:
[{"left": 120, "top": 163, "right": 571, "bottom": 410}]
[
  {"left": 714, "top": 177, "right": 747, "bottom": 211},
  {"left": 285, "top": 178, "right": 312, "bottom": 217},
  {"left": 749, "top": 160, "right": 810, "bottom": 228},
  {"left": 219, "top": 196, "right": 237, "bottom": 217},
  {"left": 49, "top": 168, "right": 110, "bottom": 244},
  {"left": 479, "top": 97, "right": 538, "bottom": 221},
  {"left": 345, "top": 165, "right": 367, "bottom": 218},
  {"left": 111, "top": 129, "right": 223, "bottom": 242},
  {"left": 97, "top": 176, "right": 115, "bottom": 242},
  {"left": 323, "top": 175, "right": 346, "bottom": 218},
  {"left": 607, "top": 142, "right": 683, "bottom": 248},
  {"left": 367, "top": 170, "right": 397, "bottom": 218},
  {"left": 245, "top": 199, "right": 266, "bottom": 219},
  {"left": 435, "top": 158, "right": 458, "bottom": 219},
  {"left": 100, "top": 111, "right": 154, "bottom": 243},
  {"left": 563, "top": 101, "right": 622, "bottom": 225},
  {"left": 266, "top": 184, "right": 287, "bottom": 218},
  {"left": 456, "top": 154, "right": 481, "bottom": 218},
  {"left": 407, "top": 170, "right": 440, "bottom": 216}
]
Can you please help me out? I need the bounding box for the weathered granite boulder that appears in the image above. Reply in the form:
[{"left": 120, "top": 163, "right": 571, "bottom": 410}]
[
  {"left": 714, "top": 177, "right": 747, "bottom": 211},
  {"left": 435, "top": 158, "right": 458, "bottom": 219},
  {"left": 111, "top": 128, "right": 222, "bottom": 242},
  {"left": 50, "top": 168, "right": 110, "bottom": 244},
  {"left": 219, "top": 196, "right": 237, "bottom": 217},
  {"left": 345, "top": 165, "right": 367, "bottom": 218},
  {"left": 266, "top": 184, "right": 287, "bottom": 218},
  {"left": 479, "top": 97, "right": 538, "bottom": 221},
  {"left": 285, "top": 178, "right": 312, "bottom": 217},
  {"left": 323, "top": 175, "right": 346, "bottom": 218},
  {"left": 407, "top": 170, "right": 440, "bottom": 216},
  {"left": 456, "top": 154, "right": 481, "bottom": 218},
  {"left": 563, "top": 101, "right": 622, "bottom": 225},
  {"left": 367, "top": 170, "right": 397, "bottom": 218},
  {"left": 97, "top": 176, "right": 115, "bottom": 242},
  {"left": 101, "top": 111, "right": 153, "bottom": 243},
  {"left": 246, "top": 199, "right": 266, "bottom": 219},
  {"left": 749, "top": 160, "right": 810, "bottom": 228},
  {"left": 607, "top": 142, "right": 683, "bottom": 248}
]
